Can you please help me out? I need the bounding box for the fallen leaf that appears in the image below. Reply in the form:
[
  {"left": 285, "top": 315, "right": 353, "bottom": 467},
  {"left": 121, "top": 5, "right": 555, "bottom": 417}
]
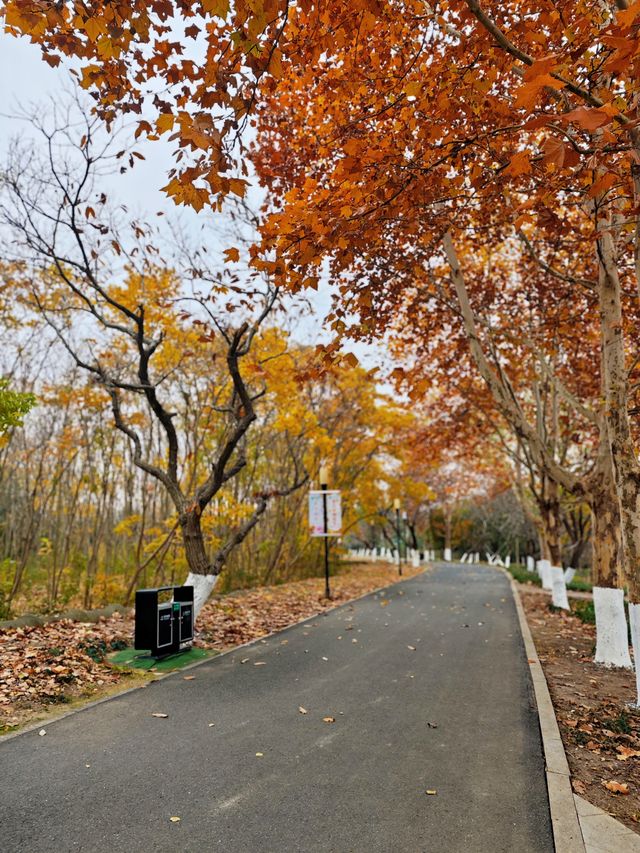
[
  {"left": 208, "top": 723, "right": 215, "bottom": 727},
  {"left": 323, "top": 716, "right": 336, "bottom": 723},
  {"left": 565, "top": 719, "right": 578, "bottom": 728},
  {"left": 298, "top": 706, "right": 308, "bottom": 715},
  {"left": 254, "top": 661, "right": 266, "bottom": 666},
  {"left": 603, "top": 780, "right": 630, "bottom": 795},
  {"left": 572, "top": 780, "right": 587, "bottom": 795},
  {"left": 183, "top": 675, "right": 196, "bottom": 681},
  {"left": 617, "top": 746, "right": 640, "bottom": 760},
  {"left": 427, "top": 722, "right": 438, "bottom": 729},
  {"left": 407, "top": 645, "right": 416, "bottom": 651},
  {"left": 322, "top": 656, "right": 328, "bottom": 661},
  {"left": 240, "top": 658, "right": 250, "bottom": 664},
  {"left": 169, "top": 816, "right": 181, "bottom": 823},
  {"left": 38, "top": 729, "right": 46, "bottom": 736},
  {"left": 151, "top": 713, "right": 169, "bottom": 718},
  {"left": 255, "top": 752, "right": 264, "bottom": 757},
  {"left": 425, "top": 789, "right": 437, "bottom": 795}
]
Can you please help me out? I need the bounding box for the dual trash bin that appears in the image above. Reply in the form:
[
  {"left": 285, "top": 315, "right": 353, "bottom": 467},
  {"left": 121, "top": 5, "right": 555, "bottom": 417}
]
[{"left": 134, "top": 585, "right": 194, "bottom": 657}]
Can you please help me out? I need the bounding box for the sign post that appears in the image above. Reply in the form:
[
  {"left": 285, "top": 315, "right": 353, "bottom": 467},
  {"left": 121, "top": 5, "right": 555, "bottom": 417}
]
[
  {"left": 310, "top": 467, "right": 342, "bottom": 599},
  {"left": 393, "top": 498, "right": 402, "bottom": 577},
  {"left": 321, "top": 482, "right": 330, "bottom": 598}
]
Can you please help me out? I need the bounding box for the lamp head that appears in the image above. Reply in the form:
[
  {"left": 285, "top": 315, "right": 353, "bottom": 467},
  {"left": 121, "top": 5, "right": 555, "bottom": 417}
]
[
  {"left": 319, "top": 464, "right": 329, "bottom": 487},
  {"left": 393, "top": 498, "right": 401, "bottom": 510}
]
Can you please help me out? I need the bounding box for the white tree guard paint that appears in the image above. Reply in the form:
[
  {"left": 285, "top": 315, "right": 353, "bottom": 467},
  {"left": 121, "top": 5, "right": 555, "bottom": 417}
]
[
  {"left": 550, "top": 566, "right": 570, "bottom": 610},
  {"left": 443, "top": 548, "right": 452, "bottom": 562},
  {"left": 505, "top": 556, "right": 511, "bottom": 568},
  {"left": 629, "top": 604, "right": 640, "bottom": 706},
  {"left": 185, "top": 572, "right": 219, "bottom": 619},
  {"left": 412, "top": 551, "right": 420, "bottom": 568},
  {"left": 564, "top": 567, "right": 576, "bottom": 584},
  {"left": 527, "top": 556, "right": 535, "bottom": 572},
  {"left": 593, "top": 587, "right": 632, "bottom": 669},
  {"left": 539, "top": 559, "right": 553, "bottom": 590}
]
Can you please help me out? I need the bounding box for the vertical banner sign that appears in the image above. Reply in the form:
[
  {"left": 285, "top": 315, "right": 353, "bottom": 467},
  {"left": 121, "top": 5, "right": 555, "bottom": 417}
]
[{"left": 309, "top": 490, "right": 342, "bottom": 536}]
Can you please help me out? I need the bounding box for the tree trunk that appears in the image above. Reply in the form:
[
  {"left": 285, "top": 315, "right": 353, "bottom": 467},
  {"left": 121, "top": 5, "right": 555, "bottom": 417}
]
[
  {"left": 597, "top": 223, "right": 640, "bottom": 602},
  {"left": 589, "top": 460, "right": 622, "bottom": 590},
  {"left": 180, "top": 506, "right": 218, "bottom": 618},
  {"left": 595, "top": 214, "right": 636, "bottom": 672},
  {"left": 539, "top": 477, "right": 562, "bottom": 566}
]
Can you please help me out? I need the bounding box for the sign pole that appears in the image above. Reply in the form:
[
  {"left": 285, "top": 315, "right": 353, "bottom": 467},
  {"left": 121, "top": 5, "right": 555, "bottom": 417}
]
[
  {"left": 394, "top": 500, "right": 402, "bottom": 577},
  {"left": 322, "top": 482, "right": 331, "bottom": 598}
]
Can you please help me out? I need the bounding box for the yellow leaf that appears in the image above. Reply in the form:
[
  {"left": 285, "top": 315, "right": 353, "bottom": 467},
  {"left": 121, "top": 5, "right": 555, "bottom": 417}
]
[
  {"left": 603, "top": 780, "right": 630, "bottom": 795},
  {"left": 157, "top": 114, "right": 175, "bottom": 134},
  {"left": 202, "top": 0, "right": 230, "bottom": 16},
  {"left": 229, "top": 178, "right": 247, "bottom": 198}
]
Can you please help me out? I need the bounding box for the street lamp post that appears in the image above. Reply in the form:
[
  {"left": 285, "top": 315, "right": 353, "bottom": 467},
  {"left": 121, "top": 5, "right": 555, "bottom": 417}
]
[
  {"left": 393, "top": 498, "right": 402, "bottom": 577},
  {"left": 319, "top": 464, "right": 331, "bottom": 599}
]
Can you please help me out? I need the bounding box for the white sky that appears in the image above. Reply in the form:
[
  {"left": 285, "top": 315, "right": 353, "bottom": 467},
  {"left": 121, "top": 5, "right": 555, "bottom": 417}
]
[{"left": 0, "top": 32, "right": 390, "bottom": 372}]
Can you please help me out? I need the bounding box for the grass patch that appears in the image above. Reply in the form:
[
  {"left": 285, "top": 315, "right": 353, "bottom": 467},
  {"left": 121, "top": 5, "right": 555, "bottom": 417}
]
[
  {"left": 571, "top": 599, "right": 596, "bottom": 624},
  {"left": 567, "top": 577, "right": 593, "bottom": 593},
  {"left": 506, "top": 564, "right": 542, "bottom": 587},
  {"left": 609, "top": 710, "right": 634, "bottom": 735},
  {"left": 78, "top": 637, "right": 128, "bottom": 663}
]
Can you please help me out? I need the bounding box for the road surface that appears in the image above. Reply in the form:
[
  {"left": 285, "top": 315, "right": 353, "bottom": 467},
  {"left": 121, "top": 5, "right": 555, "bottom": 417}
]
[{"left": 1, "top": 563, "right": 553, "bottom": 852}]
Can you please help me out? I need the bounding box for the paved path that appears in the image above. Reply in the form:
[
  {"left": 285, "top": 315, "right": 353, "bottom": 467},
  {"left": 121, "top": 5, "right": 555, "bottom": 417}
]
[{"left": 1, "top": 564, "right": 553, "bottom": 852}]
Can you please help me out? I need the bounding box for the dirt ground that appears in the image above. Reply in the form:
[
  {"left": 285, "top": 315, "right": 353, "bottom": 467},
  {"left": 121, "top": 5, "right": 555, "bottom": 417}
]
[
  {"left": 520, "top": 586, "right": 640, "bottom": 833},
  {"left": 0, "top": 561, "right": 420, "bottom": 733}
]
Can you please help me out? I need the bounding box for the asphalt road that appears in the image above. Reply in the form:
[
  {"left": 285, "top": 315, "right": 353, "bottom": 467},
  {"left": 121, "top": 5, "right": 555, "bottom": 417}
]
[{"left": 1, "top": 563, "right": 553, "bottom": 853}]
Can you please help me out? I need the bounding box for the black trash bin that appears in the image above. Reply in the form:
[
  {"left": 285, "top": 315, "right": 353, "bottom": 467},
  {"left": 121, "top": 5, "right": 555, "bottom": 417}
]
[{"left": 134, "top": 585, "right": 194, "bottom": 657}]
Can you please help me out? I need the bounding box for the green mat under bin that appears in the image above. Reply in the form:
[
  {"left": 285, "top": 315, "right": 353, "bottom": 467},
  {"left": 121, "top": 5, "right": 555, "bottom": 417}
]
[{"left": 107, "top": 646, "right": 214, "bottom": 673}]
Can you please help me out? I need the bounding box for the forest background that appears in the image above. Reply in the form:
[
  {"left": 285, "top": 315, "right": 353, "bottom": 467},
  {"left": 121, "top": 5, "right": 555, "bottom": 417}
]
[{"left": 0, "top": 6, "right": 606, "bottom": 620}]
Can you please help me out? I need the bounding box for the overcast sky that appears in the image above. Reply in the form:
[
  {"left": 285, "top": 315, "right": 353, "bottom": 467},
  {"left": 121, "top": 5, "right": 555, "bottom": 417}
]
[{"left": 0, "top": 32, "right": 389, "bottom": 371}]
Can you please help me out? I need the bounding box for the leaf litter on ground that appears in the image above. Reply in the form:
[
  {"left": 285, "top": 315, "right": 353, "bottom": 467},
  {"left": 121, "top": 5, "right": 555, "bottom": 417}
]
[{"left": 0, "top": 564, "right": 423, "bottom": 730}]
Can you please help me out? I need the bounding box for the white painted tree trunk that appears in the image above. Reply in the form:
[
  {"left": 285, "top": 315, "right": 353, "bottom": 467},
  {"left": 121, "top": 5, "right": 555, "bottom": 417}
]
[
  {"left": 629, "top": 604, "right": 640, "bottom": 706},
  {"left": 412, "top": 551, "right": 420, "bottom": 568},
  {"left": 564, "top": 567, "right": 576, "bottom": 584},
  {"left": 593, "top": 587, "right": 632, "bottom": 669},
  {"left": 185, "top": 572, "right": 219, "bottom": 620},
  {"left": 538, "top": 559, "right": 553, "bottom": 591},
  {"left": 550, "top": 566, "right": 569, "bottom": 610},
  {"left": 527, "top": 556, "right": 535, "bottom": 572},
  {"left": 443, "top": 547, "right": 452, "bottom": 562}
]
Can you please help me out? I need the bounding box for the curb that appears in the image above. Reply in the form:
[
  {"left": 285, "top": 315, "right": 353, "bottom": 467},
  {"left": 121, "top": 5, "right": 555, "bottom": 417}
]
[
  {"left": 0, "top": 565, "right": 428, "bottom": 745},
  {"left": 509, "top": 575, "right": 586, "bottom": 852}
]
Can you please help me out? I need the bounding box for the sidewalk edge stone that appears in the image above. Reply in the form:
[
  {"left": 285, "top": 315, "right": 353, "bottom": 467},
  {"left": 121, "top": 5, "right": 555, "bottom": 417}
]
[{"left": 508, "top": 574, "right": 586, "bottom": 853}]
